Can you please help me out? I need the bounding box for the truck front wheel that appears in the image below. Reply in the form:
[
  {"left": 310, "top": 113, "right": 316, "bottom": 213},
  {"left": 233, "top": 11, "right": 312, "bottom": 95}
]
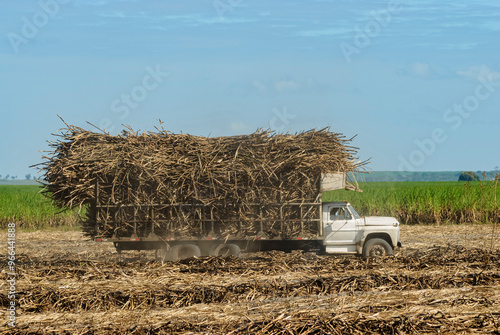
[{"left": 362, "top": 238, "right": 393, "bottom": 257}]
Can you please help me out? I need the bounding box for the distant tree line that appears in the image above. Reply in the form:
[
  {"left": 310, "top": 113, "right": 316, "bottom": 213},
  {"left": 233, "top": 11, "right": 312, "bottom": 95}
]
[
  {"left": 354, "top": 169, "right": 500, "bottom": 182},
  {"left": 0, "top": 174, "right": 37, "bottom": 180},
  {"left": 0, "top": 175, "right": 17, "bottom": 180}
]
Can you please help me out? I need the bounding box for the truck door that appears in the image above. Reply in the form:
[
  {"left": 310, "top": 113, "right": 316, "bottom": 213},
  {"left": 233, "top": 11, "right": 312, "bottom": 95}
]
[{"left": 323, "top": 205, "right": 357, "bottom": 252}]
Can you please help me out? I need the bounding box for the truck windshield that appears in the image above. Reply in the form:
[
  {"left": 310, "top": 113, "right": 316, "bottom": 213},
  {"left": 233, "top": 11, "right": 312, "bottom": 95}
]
[{"left": 347, "top": 205, "right": 361, "bottom": 219}]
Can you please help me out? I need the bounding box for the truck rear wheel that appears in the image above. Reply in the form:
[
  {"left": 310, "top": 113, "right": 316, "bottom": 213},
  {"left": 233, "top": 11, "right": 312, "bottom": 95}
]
[
  {"left": 363, "top": 238, "right": 393, "bottom": 258},
  {"left": 211, "top": 243, "right": 241, "bottom": 257},
  {"left": 167, "top": 244, "right": 201, "bottom": 261}
]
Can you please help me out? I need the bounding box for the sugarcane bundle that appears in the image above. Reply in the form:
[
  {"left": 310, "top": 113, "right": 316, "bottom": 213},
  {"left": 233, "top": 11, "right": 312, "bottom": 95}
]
[{"left": 38, "top": 122, "right": 366, "bottom": 237}]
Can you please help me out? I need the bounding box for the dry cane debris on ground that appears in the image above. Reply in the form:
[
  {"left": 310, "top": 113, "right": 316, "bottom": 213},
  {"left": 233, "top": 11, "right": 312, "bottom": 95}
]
[{"left": 0, "top": 225, "right": 499, "bottom": 334}]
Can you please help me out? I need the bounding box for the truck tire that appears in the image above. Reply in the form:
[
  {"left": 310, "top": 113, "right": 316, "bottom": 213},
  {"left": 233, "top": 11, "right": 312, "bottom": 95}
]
[
  {"left": 211, "top": 243, "right": 241, "bottom": 257},
  {"left": 168, "top": 244, "right": 201, "bottom": 261},
  {"left": 363, "top": 238, "right": 393, "bottom": 258}
]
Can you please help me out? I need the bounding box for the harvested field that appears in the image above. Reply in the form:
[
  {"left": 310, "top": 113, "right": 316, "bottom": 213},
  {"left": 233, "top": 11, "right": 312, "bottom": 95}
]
[{"left": 1, "top": 224, "right": 499, "bottom": 334}]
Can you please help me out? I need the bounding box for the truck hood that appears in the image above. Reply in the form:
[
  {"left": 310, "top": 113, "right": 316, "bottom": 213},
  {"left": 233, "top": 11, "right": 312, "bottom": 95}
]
[{"left": 363, "top": 216, "right": 399, "bottom": 226}]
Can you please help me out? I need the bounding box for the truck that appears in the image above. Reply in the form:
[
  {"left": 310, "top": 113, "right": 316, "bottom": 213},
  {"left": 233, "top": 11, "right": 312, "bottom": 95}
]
[{"left": 95, "top": 174, "right": 401, "bottom": 260}]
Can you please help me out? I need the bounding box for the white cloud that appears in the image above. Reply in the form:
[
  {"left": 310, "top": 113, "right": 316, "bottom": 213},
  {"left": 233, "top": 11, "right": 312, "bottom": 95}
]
[
  {"left": 480, "top": 21, "right": 500, "bottom": 31},
  {"left": 274, "top": 80, "right": 300, "bottom": 92},
  {"left": 99, "top": 11, "right": 126, "bottom": 18},
  {"left": 195, "top": 17, "right": 257, "bottom": 25},
  {"left": 73, "top": 0, "right": 109, "bottom": 6},
  {"left": 230, "top": 121, "right": 252, "bottom": 133},
  {"left": 148, "top": 25, "right": 167, "bottom": 31},
  {"left": 164, "top": 14, "right": 201, "bottom": 21},
  {"left": 95, "top": 11, "right": 256, "bottom": 26},
  {"left": 225, "top": 77, "right": 329, "bottom": 96},
  {"left": 161, "top": 14, "right": 258, "bottom": 26},
  {"left": 412, "top": 62, "right": 432, "bottom": 77},
  {"left": 272, "top": 24, "right": 297, "bottom": 28},
  {"left": 457, "top": 65, "right": 500, "bottom": 81},
  {"left": 437, "top": 42, "right": 479, "bottom": 50},
  {"left": 396, "top": 62, "right": 444, "bottom": 78},
  {"left": 252, "top": 80, "right": 267, "bottom": 92},
  {"left": 296, "top": 27, "right": 351, "bottom": 37},
  {"left": 77, "top": 21, "right": 107, "bottom": 27}
]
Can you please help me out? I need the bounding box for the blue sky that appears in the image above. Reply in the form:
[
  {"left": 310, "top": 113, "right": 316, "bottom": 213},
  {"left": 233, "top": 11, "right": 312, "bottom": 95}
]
[{"left": 1, "top": 0, "right": 499, "bottom": 178}]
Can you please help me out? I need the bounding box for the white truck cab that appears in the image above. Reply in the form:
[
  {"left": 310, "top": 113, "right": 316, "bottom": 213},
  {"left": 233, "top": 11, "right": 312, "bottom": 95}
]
[{"left": 322, "top": 201, "right": 401, "bottom": 257}]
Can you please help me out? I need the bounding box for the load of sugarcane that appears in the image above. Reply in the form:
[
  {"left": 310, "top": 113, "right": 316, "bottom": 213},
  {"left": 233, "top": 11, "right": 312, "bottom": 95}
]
[{"left": 38, "top": 122, "right": 366, "bottom": 238}]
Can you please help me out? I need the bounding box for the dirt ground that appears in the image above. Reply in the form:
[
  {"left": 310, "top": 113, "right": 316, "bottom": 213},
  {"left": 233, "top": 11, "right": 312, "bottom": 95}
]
[{"left": 1, "top": 224, "right": 499, "bottom": 334}]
